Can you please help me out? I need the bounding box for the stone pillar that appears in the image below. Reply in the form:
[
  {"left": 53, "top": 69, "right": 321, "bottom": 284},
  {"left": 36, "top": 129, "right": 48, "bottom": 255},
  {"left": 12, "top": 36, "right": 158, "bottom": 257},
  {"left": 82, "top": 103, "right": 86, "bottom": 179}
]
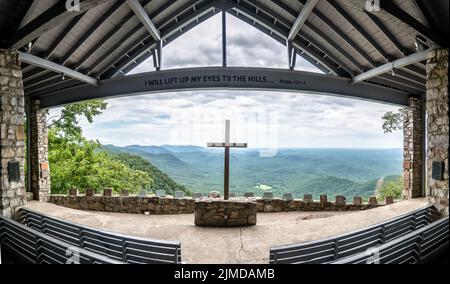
[
  {"left": 426, "top": 48, "right": 449, "bottom": 216},
  {"left": 29, "top": 99, "right": 50, "bottom": 202},
  {"left": 402, "top": 96, "right": 424, "bottom": 199},
  {"left": 0, "top": 49, "right": 26, "bottom": 217}
]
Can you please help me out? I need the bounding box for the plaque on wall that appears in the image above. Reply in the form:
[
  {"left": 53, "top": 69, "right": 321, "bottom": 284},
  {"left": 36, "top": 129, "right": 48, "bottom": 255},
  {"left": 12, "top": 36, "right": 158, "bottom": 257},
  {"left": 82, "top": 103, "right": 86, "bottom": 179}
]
[
  {"left": 432, "top": 161, "right": 444, "bottom": 180},
  {"left": 8, "top": 161, "right": 20, "bottom": 182}
]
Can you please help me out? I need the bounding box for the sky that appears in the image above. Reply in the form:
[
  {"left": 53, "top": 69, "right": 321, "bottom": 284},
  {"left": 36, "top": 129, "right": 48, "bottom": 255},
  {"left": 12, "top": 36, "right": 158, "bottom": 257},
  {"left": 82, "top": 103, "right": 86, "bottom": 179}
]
[{"left": 53, "top": 13, "right": 403, "bottom": 149}]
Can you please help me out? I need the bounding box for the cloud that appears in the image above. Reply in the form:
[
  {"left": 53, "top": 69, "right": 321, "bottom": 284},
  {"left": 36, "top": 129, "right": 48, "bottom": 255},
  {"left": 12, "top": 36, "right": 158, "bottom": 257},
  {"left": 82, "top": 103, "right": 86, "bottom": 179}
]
[{"left": 52, "top": 13, "right": 402, "bottom": 149}]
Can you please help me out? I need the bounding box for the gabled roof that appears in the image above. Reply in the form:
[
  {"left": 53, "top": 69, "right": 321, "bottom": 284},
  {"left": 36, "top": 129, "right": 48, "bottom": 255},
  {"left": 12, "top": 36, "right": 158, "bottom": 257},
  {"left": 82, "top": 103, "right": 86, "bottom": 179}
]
[{"left": 0, "top": 0, "right": 448, "bottom": 100}]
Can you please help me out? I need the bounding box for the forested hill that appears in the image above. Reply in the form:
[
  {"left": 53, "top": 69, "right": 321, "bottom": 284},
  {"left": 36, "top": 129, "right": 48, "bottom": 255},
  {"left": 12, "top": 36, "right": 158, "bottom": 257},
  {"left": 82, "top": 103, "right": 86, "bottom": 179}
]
[
  {"left": 103, "top": 149, "right": 191, "bottom": 196},
  {"left": 104, "top": 145, "right": 403, "bottom": 199}
]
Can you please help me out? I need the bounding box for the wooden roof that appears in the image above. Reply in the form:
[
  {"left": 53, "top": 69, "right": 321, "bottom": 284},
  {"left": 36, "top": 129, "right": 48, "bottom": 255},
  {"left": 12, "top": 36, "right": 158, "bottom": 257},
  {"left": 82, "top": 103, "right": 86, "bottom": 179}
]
[{"left": 0, "top": 0, "right": 448, "bottom": 99}]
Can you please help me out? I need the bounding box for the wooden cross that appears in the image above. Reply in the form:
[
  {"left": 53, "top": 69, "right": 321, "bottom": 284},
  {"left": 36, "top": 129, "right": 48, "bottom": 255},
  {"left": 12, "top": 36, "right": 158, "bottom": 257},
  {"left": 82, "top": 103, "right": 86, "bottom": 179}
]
[{"left": 207, "top": 120, "right": 247, "bottom": 200}]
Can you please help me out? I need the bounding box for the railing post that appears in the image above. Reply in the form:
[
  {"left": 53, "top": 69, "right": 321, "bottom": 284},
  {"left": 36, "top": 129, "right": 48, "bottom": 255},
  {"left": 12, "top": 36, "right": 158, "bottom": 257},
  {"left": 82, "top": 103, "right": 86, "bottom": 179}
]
[{"left": 380, "top": 225, "right": 386, "bottom": 243}]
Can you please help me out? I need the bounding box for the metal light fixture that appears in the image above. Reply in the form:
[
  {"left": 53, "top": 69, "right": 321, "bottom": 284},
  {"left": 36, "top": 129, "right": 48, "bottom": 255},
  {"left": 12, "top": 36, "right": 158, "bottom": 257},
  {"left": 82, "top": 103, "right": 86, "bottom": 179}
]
[
  {"left": 414, "top": 35, "right": 428, "bottom": 52},
  {"left": 26, "top": 42, "right": 32, "bottom": 53},
  {"left": 391, "top": 62, "right": 396, "bottom": 76},
  {"left": 61, "top": 73, "right": 66, "bottom": 80}
]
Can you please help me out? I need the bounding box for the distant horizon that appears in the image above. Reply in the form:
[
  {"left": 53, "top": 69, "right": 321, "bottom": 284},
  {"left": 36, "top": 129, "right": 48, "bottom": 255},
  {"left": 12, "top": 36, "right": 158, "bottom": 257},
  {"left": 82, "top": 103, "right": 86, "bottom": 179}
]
[{"left": 107, "top": 143, "right": 402, "bottom": 150}]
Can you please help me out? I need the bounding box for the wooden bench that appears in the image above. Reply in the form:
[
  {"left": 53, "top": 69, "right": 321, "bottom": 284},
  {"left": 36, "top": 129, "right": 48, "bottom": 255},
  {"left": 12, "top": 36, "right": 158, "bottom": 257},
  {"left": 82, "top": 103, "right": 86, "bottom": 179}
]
[
  {"left": 332, "top": 216, "right": 449, "bottom": 264},
  {"left": 19, "top": 208, "right": 182, "bottom": 264},
  {"left": 0, "top": 215, "right": 123, "bottom": 264},
  {"left": 269, "top": 205, "right": 438, "bottom": 264}
]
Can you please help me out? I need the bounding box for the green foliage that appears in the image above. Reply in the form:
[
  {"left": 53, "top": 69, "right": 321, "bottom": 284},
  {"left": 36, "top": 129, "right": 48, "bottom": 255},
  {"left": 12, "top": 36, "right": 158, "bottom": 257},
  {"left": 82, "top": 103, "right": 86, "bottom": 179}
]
[
  {"left": 377, "top": 176, "right": 403, "bottom": 200},
  {"left": 49, "top": 100, "right": 153, "bottom": 195},
  {"left": 107, "top": 145, "right": 403, "bottom": 199},
  {"left": 48, "top": 100, "right": 107, "bottom": 141},
  {"left": 106, "top": 152, "right": 191, "bottom": 196},
  {"left": 381, "top": 108, "right": 406, "bottom": 133}
]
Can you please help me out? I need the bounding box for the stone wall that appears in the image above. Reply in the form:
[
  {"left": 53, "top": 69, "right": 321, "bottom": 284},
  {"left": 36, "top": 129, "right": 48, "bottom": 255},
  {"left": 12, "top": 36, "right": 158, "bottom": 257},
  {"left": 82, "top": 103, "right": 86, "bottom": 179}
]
[
  {"left": 426, "top": 48, "right": 449, "bottom": 216},
  {"left": 256, "top": 197, "right": 382, "bottom": 212},
  {"left": 29, "top": 99, "right": 50, "bottom": 202},
  {"left": 49, "top": 194, "right": 385, "bottom": 215},
  {"left": 50, "top": 195, "right": 195, "bottom": 214},
  {"left": 403, "top": 96, "right": 424, "bottom": 199},
  {"left": 0, "top": 49, "right": 26, "bottom": 217}
]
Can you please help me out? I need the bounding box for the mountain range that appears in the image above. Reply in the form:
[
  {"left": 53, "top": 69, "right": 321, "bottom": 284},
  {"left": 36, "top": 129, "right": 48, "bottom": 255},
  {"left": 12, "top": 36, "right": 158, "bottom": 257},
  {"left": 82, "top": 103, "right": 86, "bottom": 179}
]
[{"left": 103, "top": 144, "right": 403, "bottom": 199}]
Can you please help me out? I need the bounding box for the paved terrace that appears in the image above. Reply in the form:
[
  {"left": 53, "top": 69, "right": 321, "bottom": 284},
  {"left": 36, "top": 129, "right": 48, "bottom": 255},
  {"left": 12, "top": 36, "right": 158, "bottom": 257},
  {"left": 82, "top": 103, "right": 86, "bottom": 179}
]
[{"left": 26, "top": 198, "right": 429, "bottom": 264}]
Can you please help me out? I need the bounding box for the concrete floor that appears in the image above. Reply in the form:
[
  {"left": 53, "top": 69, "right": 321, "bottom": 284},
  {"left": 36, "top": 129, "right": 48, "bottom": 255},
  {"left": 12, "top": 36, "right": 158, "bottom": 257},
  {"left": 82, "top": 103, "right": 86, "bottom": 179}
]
[{"left": 26, "top": 198, "right": 429, "bottom": 264}]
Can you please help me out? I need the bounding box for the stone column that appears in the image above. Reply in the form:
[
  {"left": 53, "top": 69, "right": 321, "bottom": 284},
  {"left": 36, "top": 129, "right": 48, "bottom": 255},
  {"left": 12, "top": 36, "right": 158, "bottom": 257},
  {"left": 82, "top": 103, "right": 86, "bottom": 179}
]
[
  {"left": 426, "top": 48, "right": 449, "bottom": 216},
  {"left": 0, "top": 49, "right": 26, "bottom": 217},
  {"left": 402, "top": 96, "right": 424, "bottom": 199},
  {"left": 29, "top": 99, "right": 50, "bottom": 202}
]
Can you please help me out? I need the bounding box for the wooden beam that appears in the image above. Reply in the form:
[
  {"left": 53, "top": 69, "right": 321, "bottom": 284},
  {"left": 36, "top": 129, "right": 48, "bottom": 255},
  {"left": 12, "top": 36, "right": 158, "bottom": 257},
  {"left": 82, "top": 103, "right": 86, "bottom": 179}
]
[
  {"left": 7, "top": 0, "right": 109, "bottom": 49},
  {"left": 288, "top": 0, "right": 318, "bottom": 41},
  {"left": 127, "top": 0, "right": 161, "bottom": 41},
  {"left": 352, "top": 49, "right": 435, "bottom": 83},
  {"left": 18, "top": 51, "right": 98, "bottom": 86}
]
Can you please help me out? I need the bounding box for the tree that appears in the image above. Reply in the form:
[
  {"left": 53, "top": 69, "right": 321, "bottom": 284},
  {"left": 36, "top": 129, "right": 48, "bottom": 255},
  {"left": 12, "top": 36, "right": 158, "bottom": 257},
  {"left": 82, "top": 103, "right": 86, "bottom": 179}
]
[
  {"left": 377, "top": 176, "right": 403, "bottom": 200},
  {"left": 381, "top": 108, "right": 406, "bottom": 133},
  {"left": 47, "top": 100, "right": 107, "bottom": 141},
  {"left": 48, "top": 100, "right": 153, "bottom": 194}
]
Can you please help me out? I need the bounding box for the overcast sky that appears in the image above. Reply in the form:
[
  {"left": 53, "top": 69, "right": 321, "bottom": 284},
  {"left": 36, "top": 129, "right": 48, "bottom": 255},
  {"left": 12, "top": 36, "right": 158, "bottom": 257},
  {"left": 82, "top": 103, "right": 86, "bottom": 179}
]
[{"left": 64, "top": 13, "right": 402, "bottom": 149}]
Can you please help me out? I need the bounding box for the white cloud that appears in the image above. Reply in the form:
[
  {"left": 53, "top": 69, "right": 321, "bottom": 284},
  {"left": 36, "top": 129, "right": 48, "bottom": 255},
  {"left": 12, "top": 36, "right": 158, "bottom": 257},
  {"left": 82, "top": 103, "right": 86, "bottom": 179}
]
[{"left": 54, "top": 13, "right": 402, "bottom": 149}]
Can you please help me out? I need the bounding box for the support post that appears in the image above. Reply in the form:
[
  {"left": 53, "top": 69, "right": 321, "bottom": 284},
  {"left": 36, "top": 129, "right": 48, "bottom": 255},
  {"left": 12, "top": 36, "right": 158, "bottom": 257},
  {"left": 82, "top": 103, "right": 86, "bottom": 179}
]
[
  {"left": 29, "top": 99, "right": 50, "bottom": 202},
  {"left": 426, "top": 48, "right": 449, "bottom": 216},
  {"left": 0, "top": 49, "right": 27, "bottom": 217},
  {"left": 222, "top": 11, "right": 227, "bottom": 67},
  {"left": 403, "top": 96, "right": 424, "bottom": 199}
]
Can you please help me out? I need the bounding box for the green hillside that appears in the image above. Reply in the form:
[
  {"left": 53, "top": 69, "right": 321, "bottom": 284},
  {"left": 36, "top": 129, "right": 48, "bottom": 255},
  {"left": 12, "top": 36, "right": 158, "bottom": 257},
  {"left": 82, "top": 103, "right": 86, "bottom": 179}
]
[
  {"left": 107, "top": 145, "right": 403, "bottom": 199},
  {"left": 108, "top": 152, "right": 191, "bottom": 196}
]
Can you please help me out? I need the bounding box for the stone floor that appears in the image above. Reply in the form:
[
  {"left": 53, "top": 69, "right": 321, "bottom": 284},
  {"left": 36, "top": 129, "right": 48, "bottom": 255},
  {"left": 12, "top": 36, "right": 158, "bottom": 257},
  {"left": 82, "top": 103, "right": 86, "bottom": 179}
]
[{"left": 25, "top": 198, "right": 429, "bottom": 264}]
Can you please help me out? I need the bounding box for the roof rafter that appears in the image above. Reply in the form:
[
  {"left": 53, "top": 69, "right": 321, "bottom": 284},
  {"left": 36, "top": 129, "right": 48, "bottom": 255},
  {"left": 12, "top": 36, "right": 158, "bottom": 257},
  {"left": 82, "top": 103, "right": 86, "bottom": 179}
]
[
  {"left": 7, "top": 0, "right": 110, "bottom": 49},
  {"left": 18, "top": 51, "right": 98, "bottom": 86},
  {"left": 288, "top": 0, "right": 318, "bottom": 41},
  {"left": 380, "top": 0, "right": 446, "bottom": 47},
  {"left": 59, "top": 0, "right": 125, "bottom": 65},
  {"left": 127, "top": 0, "right": 161, "bottom": 41},
  {"left": 99, "top": 1, "right": 217, "bottom": 79},
  {"left": 327, "top": 0, "right": 392, "bottom": 62},
  {"left": 352, "top": 49, "right": 435, "bottom": 84}
]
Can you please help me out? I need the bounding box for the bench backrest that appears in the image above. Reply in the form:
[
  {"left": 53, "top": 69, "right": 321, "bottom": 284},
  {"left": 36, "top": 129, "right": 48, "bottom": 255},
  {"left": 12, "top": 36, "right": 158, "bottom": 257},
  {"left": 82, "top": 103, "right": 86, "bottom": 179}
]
[
  {"left": 0, "top": 215, "right": 123, "bottom": 264},
  {"left": 19, "top": 208, "right": 182, "bottom": 264},
  {"left": 332, "top": 216, "right": 449, "bottom": 264},
  {"left": 269, "top": 205, "right": 437, "bottom": 264}
]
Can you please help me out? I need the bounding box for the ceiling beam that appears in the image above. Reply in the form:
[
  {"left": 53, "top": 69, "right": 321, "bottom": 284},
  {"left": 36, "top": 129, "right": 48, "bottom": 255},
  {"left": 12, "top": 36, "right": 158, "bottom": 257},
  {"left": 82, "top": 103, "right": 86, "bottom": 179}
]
[
  {"left": 352, "top": 49, "right": 435, "bottom": 84},
  {"left": 327, "top": 0, "right": 391, "bottom": 62},
  {"left": 100, "top": 2, "right": 217, "bottom": 78},
  {"left": 59, "top": 0, "right": 125, "bottom": 65},
  {"left": 127, "top": 0, "right": 161, "bottom": 41},
  {"left": 380, "top": 0, "right": 446, "bottom": 47},
  {"left": 33, "top": 67, "right": 411, "bottom": 108},
  {"left": 18, "top": 51, "right": 98, "bottom": 86},
  {"left": 364, "top": 12, "right": 411, "bottom": 57},
  {"left": 287, "top": 0, "right": 318, "bottom": 41},
  {"left": 7, "top": 0, "right": 109, "bottom": 49}
]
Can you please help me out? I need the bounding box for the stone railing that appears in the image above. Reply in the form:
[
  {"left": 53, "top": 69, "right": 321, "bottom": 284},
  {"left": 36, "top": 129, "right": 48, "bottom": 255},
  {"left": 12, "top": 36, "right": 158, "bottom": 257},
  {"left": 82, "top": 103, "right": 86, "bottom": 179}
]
[
  {"left": 49, "top": 191, "right": 391, "bottom": 215},
  {"left": 50, "top": 194, "right": 194, "bottom": 215}
]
